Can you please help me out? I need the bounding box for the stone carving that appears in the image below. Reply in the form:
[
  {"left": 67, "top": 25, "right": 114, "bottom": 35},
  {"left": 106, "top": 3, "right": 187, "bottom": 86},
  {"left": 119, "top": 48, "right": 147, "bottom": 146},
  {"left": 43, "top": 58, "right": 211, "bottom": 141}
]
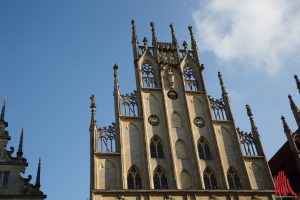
[
  {"left": 148, "top": 115, "right": 160, "bottom": 126},
  {"left": 237, "top": 127, "right": 258, "bottom": 156},
  {"left": 167, "top": 90, "right": 178, "bottom": 100},
  {"left": 98, "top": 123, "right": 116, "bottom": 152},
  {"left": 166, "top": 68, "right": 175, "bottom": 89},
  {"left": 194, "top": 117, "right": 205, "bottom": 128}
]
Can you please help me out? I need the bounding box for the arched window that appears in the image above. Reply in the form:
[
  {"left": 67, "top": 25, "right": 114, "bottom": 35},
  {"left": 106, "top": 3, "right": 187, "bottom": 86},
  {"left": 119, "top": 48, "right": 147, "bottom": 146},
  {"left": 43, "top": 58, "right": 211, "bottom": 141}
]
[
  {"left": 127, "top": 165, "right": 142, "bottom": 189},
  {"left": 227, "top": 167, "right": 242, "bottom": 189},
  {"left": 183, "top": 66, "right": 198, "bottom": 91},
  {"left": 153, "top": 166, "right": 168, "bottom": 189},
  {"left": 141, "top": 63, "right": 156, "bottom": 88},
  {"left": 150, "top": 136, "right": 164, "bottom": 158},
  {"left": 197, "top": 137, "right": 212, "bottom": 160},
  {"left": 203, "top": 167, "right": 218, "bottom": 189}
]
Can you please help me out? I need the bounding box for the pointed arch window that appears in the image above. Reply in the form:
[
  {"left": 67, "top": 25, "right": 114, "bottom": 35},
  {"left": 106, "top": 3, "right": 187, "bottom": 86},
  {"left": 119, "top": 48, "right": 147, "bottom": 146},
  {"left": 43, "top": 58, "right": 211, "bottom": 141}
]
[
  {"left": 197, "top": 137, "right": 212, "bottom": 160},
  {"left": 203, "top": 167, "right": 218, "bottom": 189},
  {"left": 141, "top": 63, "right": 156, "bottom": 88},
  {"left": 127, "top": 165, "right": 142, "bottom": 189},
  {"left": 150, "top": 136, "right": 164, "bottom": 158},
  {"left": 183, "top": 66, "right": 198, "bottom": 91},
  {"left": 227, "top": 167, "right": 242, "bottom": 189},
  {"left": 153, "top": 166, "right": 168, "bottom": 189}
]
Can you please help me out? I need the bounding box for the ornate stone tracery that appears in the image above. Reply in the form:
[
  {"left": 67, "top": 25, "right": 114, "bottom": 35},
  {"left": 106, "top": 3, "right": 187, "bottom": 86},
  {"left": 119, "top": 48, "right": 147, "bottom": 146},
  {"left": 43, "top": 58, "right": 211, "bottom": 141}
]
[
  {"left": 141, "top": 64, "right": 156, "bottom": 88},
  {"left": 120, "top": 91, "right": 138, "bottom": 116},
  {"left": 237, "top": 128, "right": 258, "bottom": 156},
  {"left": 183, "top": 66, "right": 198, "bottom": 91},
  {"left": 98, "top": 123, "right": 116, "bottom": 153},
  {"left": 208, "top": 96, "right": 227, "bottom": 120}
]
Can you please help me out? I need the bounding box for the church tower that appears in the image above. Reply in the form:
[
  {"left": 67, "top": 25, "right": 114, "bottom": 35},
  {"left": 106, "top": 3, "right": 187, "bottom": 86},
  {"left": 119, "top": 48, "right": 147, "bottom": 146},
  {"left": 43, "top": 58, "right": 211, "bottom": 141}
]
[
  {"left": 89, "top": 21, "right": 274, "bottom": 200},
  {"left": 0, "top": 97, "right": 46, "bottom": 199}
]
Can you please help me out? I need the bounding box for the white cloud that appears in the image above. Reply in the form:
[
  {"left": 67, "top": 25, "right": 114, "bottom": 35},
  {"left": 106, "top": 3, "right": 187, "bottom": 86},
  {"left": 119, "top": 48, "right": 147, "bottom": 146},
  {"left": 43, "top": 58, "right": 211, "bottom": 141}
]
[{"left": 192, "top": 0, "right": 300, "bottom": 74}]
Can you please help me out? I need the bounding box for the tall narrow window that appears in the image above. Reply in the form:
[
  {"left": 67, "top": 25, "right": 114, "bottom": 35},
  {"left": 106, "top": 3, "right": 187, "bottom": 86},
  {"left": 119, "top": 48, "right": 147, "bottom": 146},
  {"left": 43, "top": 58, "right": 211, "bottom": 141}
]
[
  {"left": 127, "top": 165, "right": 142, "bottom": 189},
  {"left": 153, "top": 166, "right": 168, "bottom": 189},
  {"left": 227, "top": 167, "right": 242, "bottom": 189},
  {"left": 183, "top": 66, "right": 198, "bottom": 91},
  {"left": 203, "top": 167, "right": 218, "bottom": 189},
  {"left": 197, "top": 137, "right": 212, "bottom": 160},
  {"left": 0, "top": 171, "right": 9, "bottom": 187},
  {"left": 150, "top": 136, "right": 164, "bottom": 158},
  {"left": 141, "top": 63, "right": 156, "bottom": 88}
]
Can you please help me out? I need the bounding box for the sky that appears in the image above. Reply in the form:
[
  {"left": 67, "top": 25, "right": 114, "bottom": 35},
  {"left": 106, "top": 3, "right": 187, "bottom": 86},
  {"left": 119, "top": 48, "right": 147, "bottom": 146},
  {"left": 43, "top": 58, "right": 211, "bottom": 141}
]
[{"left": 0, "top": 0, "right": 299, "bottom": 199}]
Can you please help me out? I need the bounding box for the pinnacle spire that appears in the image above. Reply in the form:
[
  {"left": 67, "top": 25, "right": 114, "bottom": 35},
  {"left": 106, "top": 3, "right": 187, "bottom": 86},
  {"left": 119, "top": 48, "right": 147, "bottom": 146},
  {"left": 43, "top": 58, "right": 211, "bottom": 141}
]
[
  {"left": 169, "top": 23, "right": 178, "bottom": 46},
  {"left": 1, "top": 97, "right": 6, "bottom": 121},
  {"left": 288, "top": 94, "right": 300, "bottom": 127},
  {"left": 17, "top": 128, "right": 24, "bottom": 158},
  {"left": 131, "top": 20, "right": 138, "bottom": 44},
  {"left": 281, "top": 116, "right": 292, "bottom": 135},
  {"left": 143, "top": 37, "right": 148, "bottom": 50},
  {"left": 218, "top": 71, "right": 228, "bottom": 98},
  {"left": 246, "top": 104, "right": 258, "bottom": 133},
  {"left": 150, "top": 21, "right": 157, "bottom": 46},
  {"left": 113, "top": 64, "right": 119, "bottom": 92},
  {"left": 295, "top": 75, "right": 300, "bottom": 93},
  {"left": 35, "top": 158, "right": 41, "bottom": 189},
  {"left": 90, "top": 95, "right": 96, "bottom": 127},
  {"left": 188, "top": 26, "right": 197, "bottom": 49},
  {"left": 182, "top": 41, "right": 188, "bottom": 53}
]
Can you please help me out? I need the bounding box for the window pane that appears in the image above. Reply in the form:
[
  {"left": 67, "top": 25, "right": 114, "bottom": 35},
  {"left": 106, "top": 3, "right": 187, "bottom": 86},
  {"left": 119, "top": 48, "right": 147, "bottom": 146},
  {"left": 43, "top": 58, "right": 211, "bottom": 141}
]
[
  {"left": 135, "top": 173, "right": 142, "bottom": 189},
  {"left": 227, "top": 174, "right": 234, "bottom": 189},
  {"left": 150, "top": 142, "right": 157, "bottom": 158},
  {"left": 157, "top": 143, "right": 164, "bottom": 158},
  {"left": 127, "top": 173, "right": 134, "bottom": 189},
  {"left": 198, "top": 143, "right": 205, "bottom": 159},
  {"left": 211, "top": 174, "right": 218, "bottom": 189},
  {"left": 154, "top": 174, "right": 160, "bottom": 189},
  {"left": 2, "top": 172, "right": 9, "bottom": 187},
  {"left": 204, "top": 143, "right": 211, "bottom": 160},
  {"left": 204, "top": 174, "right": 211, "bottom": 189},
  {"left": 161, "top": 174, "right": 168, "bottom": 189},
  {"left": 234, "top": 174, "right": 241, "bottom": 189}
]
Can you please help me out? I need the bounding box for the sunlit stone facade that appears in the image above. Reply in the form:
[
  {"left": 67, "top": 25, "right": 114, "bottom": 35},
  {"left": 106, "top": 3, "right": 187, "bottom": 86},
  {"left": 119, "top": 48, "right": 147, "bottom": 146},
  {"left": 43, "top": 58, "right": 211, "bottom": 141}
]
[{"left": 89, "top": 21, "right": 275, "bottom": 200}]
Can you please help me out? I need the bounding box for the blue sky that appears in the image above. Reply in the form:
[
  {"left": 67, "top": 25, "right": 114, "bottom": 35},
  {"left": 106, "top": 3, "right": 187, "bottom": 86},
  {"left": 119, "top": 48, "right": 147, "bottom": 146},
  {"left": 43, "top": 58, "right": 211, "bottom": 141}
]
[{"left": 0, "top": 0, "right": 299, "bottom": 199}]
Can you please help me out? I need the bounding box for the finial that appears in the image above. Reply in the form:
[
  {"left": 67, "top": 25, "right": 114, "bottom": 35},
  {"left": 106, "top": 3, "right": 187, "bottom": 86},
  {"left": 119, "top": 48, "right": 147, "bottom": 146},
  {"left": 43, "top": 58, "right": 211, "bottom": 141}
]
[
  {"left": 170, "top": 23, "right": 178, "bottom": 46},
  {"left": 246, "top": 104, "right": 258, "bottom": 133},
  {"left": 150, "top": 21, "right": 157, "bottom": 45},
  {"left": 281, "top": 116, "right": 292, "bottom": 135},
  {"left": 188, "top": 25, "right": 197, "bottom": 48},
  {"left": 288, "top": 94, "right": 300, "bottom": 127},
  {"left": 294, "top": 75, "right": 300, "bottom": 93},
  {"left": 143, "top": 37, "right": 148, "bottom": 50},
  {"left": 218, "top": 71, "right": 228, "bottom": 97},
  {"left": 113, "top": 64, "right": 119, "bottom": 91},
  {"left": 131, "top": 20, "right": 138, "bottom": 43},
  {"left": 0, "top": 96, "right": 6, "bottom": 121},
  {"left": 35, "top": 158, "right": 41, "bottom": 189},
  {"left": 183, "top": 41, "right": 188, "bottom": 53},
  {"left": 288, "top": 94, "right": 298, "bottom": 110},
  {"left": 90, "top": 95, "right": 96, "bottom": 125},
  {"left": 17, "top": 127, "right": 24, "bottom": 158}
]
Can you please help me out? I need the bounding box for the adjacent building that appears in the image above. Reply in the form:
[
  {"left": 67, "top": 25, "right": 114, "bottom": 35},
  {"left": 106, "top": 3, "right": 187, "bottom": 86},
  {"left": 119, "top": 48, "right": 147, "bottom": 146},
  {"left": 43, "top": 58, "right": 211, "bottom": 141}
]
[
  {"left": 89, "top": 21, "right": 275, "bottom": 200},
  {"left": 0, "top": 98, "right": 46, "bottom": 199},
  {"left": 269, "top": 75, "right": 300, "bottom": 195}
]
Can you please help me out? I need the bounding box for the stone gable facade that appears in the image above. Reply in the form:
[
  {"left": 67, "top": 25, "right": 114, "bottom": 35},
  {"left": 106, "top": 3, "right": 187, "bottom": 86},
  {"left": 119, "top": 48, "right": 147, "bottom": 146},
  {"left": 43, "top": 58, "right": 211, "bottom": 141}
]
[{"left": 89, "top": 21, "right": 275, "bottom": 200}]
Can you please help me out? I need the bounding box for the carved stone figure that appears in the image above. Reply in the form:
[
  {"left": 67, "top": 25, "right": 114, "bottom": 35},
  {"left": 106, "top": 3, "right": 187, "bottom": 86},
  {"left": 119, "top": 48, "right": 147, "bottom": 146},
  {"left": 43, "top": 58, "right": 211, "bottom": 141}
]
[{"left": 166, "top": 68, "right": 175, "bottom": 89}]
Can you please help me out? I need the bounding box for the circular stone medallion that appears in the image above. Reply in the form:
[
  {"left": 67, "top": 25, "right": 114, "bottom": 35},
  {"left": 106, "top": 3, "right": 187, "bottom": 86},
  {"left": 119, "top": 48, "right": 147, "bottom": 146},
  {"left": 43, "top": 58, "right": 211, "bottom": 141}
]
[
  {"left": 167, "top": 90, "right": 178, "bottom": 100},
  {"left": 194, "top": 117, "right": 205, "bottom": 128},
  {"left": 148, "top": 115, "right": 160, "bottom": 126}
]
